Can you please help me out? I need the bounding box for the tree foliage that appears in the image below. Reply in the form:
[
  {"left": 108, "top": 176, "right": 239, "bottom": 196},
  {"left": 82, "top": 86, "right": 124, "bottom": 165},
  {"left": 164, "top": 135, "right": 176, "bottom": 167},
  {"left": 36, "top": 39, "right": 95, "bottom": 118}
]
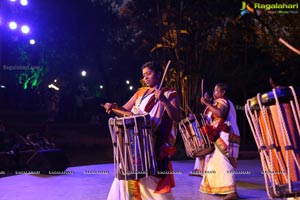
[{"left": 90, "top": 0, "right": 300, "bottom": 114}]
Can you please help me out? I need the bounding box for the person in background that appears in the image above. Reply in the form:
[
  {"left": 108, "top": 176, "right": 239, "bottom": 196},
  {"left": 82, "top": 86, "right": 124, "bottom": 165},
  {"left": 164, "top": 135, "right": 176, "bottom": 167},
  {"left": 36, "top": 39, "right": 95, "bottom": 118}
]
[
  {"left": 200, "top": 83, "right": 240, "bottom": 200},
  {"left": 103, "top": 61, "right": 181, "bottom": 200}
]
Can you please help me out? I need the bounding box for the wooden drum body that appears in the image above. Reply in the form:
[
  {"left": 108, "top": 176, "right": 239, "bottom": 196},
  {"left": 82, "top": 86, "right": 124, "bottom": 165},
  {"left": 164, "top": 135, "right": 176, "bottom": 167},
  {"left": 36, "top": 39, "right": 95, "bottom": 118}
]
[
  {"left": 245, "top": 86, "right": 300, "bottom": 198},
  {"left": 178, "top": 115, "right": 214, "bottom": 158},
  {"left": 108, "top": 114, "right": 157, "bottom": 180}
]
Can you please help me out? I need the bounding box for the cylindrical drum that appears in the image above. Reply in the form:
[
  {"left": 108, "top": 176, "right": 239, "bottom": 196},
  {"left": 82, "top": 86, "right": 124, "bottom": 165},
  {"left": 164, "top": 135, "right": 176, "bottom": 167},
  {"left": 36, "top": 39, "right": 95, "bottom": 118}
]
[
  {"left": 178, "top": 114, "right": 214, "bottom": 158},
  {"left": 245, "top": 86, "right": 300, "bottom": 198},
  {"left": 108, "top": 114, "right": 157, "bottom": 180}
]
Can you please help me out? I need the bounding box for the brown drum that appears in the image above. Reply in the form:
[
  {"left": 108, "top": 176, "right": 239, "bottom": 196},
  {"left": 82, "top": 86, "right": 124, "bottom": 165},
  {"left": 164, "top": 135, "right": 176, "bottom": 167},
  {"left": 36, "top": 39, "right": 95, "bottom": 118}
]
[
  {"left": 178, "top": 114, "right": 214, "bottom": 158},
  {"left": 108, "top": 114, "right": 157, "bottom": 180},
  {"left": 245, "top": 86, "right": 300, "bottom": 198}
]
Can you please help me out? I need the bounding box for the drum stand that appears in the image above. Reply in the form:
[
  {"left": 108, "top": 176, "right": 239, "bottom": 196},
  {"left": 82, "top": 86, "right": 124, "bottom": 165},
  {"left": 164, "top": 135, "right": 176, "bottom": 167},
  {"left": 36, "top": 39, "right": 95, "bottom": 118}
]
[{"left": 245, "top": 86, "right": 300, "bottom": 198}]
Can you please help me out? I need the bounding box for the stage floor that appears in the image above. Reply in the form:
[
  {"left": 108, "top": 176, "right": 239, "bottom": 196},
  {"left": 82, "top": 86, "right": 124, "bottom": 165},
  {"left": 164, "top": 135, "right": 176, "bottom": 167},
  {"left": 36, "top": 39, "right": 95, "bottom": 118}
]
[{"left": 0, "top": 159, "right": 293, "bottom": 200}]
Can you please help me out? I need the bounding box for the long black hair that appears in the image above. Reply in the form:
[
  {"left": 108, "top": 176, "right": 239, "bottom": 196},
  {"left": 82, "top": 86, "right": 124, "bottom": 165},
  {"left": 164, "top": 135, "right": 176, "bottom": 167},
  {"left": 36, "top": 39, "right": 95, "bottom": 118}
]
[
  {"left": 141, "top": 61, "right": 163, "bottom": 78},
  {"left": 216, "top": 83, "right": 230, "bottom": 97}
]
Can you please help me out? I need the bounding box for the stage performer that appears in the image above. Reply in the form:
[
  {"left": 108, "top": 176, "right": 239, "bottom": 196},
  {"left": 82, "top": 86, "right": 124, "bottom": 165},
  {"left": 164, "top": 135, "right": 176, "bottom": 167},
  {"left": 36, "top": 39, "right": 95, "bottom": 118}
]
[
  {"left": 200, "top": 83, "right": 240, "bottom": 200},
  {"left": 103, "top": 61, "right": 181, "bottom": 200}
]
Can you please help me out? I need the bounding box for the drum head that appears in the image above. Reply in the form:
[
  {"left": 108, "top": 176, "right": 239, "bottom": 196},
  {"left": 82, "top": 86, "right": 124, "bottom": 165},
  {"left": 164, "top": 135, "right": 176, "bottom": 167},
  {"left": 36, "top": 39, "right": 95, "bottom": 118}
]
[
  {"left": 109, "top": 114, "right": 151, "bottom": 127},
  {"left": 249, "top": 87, "right": 300, "bottom": 109}
]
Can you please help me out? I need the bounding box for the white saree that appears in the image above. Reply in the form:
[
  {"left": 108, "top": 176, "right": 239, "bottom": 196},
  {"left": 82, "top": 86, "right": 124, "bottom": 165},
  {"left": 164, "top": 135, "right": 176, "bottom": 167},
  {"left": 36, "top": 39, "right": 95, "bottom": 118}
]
[
  {"left": 200, "top": 98, "right": 240, "bottom": 194},
  {"left": 107, "top": 88, "right": 177, "bottom": 200}
]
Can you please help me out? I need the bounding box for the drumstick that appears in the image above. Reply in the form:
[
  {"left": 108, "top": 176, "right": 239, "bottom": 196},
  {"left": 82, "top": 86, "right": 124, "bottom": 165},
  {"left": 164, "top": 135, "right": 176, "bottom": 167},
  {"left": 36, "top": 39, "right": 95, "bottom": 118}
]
[
  {"left": 200, "top": 78, "right": 205, "bottom": 106},
  {"left": 158, "top": 60, "right": 171, "bottom": 90},
  {"left": 278, "top": 37, "right": 300, "bottom": 55},
  {"left": 201, "top": 78, "right": 204, "bottom": 98}
]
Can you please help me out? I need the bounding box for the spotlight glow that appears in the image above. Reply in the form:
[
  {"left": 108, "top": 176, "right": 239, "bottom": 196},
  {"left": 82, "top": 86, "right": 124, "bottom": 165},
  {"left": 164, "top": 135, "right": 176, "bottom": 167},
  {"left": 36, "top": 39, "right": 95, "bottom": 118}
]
[
  {"left": 129, "top": 86, "right": 133, "bottom": 90},
  {"left": 99, "top": 85, "right": 104, "bottom": 89},
  {"left": 29, "top": 39, "right": 35, "bottom": 45},
  {"left": 21, "top": 25, "right": 30, "bottom": 34},
  {"left": 81, "top": 70, "right": 87, "bottom": 77},
  {"left": 9, "top": 21, "right": 18, "bottom": 30},
  {"left": 20, "top": 0, "right": 28, "bottom": 6},
  {"left": 126, "top": 80, "right": 130, "bottom": 84}
]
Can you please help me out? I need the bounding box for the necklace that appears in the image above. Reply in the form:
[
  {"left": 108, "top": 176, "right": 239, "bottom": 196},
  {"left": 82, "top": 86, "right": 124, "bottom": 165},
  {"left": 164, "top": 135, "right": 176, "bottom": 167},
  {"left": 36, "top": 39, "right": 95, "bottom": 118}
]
[{"left": 132, "top": 88, "right": 155, "bottom": 114}]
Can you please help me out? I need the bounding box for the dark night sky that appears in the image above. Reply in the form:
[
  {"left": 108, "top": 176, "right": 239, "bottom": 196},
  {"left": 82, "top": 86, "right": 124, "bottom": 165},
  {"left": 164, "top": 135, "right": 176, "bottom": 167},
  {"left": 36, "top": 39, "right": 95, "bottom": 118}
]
[
  {"left": 0, "top": 0, "right": 143, "bottom": 108},
  {"left": 1, "top": 0, "right": 300, "bottom": 111}
]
